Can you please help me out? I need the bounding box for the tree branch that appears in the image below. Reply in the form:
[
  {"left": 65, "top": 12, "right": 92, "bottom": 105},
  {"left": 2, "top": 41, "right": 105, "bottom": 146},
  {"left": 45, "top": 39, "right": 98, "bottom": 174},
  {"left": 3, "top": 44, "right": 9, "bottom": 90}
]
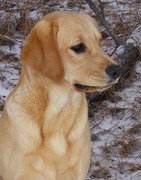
[{"left": 85, "top": 0, "right": 121, "bottom": 47}]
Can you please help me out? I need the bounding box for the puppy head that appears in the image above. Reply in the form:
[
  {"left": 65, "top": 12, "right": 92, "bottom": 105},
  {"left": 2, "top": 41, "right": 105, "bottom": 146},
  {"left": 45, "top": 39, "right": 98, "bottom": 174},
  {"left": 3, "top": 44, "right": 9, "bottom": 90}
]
[
  {"left": 21, "top": 11, "right": 121, "bottom": 92},
  {"left": 54, "top": 11, "right": 121, "bottom": 92}
]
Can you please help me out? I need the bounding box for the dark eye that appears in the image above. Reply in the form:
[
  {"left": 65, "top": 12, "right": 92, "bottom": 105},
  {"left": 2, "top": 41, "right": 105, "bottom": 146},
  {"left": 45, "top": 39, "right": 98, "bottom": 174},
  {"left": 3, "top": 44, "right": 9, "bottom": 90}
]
[{"left": 71, "top": 43, "right": 86, "bottom": 54}]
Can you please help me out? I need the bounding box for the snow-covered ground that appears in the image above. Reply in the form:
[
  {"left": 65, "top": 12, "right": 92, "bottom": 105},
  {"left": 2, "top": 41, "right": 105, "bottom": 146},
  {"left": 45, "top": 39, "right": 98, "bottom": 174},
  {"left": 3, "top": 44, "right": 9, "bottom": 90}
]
[{"left": 0, "top": 0, "right": 141, "bottom": 179}]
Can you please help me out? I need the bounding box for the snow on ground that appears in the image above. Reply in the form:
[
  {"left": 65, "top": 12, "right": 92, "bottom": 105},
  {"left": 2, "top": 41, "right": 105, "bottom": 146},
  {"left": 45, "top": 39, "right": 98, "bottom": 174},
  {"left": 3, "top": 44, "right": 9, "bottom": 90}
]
[
  {"left": 88, "top": 58, "right": 141, "bottom": 179},
  {"left": 0, "top": 0, "right": 141, "bottom": 179}
]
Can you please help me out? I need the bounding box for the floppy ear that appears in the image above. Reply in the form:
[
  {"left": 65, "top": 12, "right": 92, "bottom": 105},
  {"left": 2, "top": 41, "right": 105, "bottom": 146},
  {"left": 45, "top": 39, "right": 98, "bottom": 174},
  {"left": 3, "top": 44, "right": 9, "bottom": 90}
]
[{"left": 20, "top": 20, "right": 64, "bottom": 81}]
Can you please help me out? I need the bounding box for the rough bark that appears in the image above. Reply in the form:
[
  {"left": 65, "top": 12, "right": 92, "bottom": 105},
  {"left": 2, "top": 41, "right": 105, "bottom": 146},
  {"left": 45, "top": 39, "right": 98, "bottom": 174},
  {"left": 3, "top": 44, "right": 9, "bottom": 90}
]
[{"left": 112, "top": 26, "right": 141, "bottom": 73}]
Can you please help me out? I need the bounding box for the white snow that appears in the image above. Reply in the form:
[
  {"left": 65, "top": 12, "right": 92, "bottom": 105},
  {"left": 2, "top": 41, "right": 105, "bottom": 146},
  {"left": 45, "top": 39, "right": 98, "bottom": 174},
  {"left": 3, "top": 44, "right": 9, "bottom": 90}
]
[{"left": 0, "top": 1, "right": 141, "bottom": 179}]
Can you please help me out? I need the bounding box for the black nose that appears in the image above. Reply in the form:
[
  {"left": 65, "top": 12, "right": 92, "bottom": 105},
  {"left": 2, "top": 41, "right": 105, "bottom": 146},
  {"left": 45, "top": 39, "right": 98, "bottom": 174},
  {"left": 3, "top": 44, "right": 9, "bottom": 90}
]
[{"left": 106, "top": 65, "right": 121, "bottom": 79}]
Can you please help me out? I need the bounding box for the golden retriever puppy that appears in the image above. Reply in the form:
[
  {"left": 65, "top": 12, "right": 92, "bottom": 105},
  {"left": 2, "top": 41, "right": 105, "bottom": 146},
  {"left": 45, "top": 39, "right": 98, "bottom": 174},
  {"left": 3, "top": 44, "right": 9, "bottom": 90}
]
[{"left": 0, "top": 11, "right": 121, "bottom": 180}]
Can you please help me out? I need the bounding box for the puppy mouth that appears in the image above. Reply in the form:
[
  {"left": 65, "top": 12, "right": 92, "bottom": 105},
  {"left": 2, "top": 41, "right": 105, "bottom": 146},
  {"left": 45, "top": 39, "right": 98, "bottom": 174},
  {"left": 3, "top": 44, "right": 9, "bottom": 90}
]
[
  {"left": 74, "top": 83, "right": 110, "bottom": 91},
  {"left": 74, "top": 79, "right": 119, "bottom": 92},
  {"left": 74, "top": 84, "right": 91, "bottom": 90}
]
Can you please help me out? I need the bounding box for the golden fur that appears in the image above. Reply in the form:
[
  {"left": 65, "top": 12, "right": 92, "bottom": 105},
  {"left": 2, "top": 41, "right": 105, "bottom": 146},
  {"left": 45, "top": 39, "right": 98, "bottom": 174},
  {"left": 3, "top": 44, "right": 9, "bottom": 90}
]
[{"left": 0, "top": 11, "right": 119, "bottom": 180}]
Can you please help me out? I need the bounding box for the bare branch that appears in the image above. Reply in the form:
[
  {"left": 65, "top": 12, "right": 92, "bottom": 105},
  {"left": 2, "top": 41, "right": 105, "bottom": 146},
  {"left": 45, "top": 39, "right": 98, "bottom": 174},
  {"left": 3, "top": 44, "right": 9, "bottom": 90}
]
[
  {"left": 97, "top": 0, "right": 105, "bottom": 17},
  {"left": 85, "top": 0, "right": 122, "bottom": 47}
]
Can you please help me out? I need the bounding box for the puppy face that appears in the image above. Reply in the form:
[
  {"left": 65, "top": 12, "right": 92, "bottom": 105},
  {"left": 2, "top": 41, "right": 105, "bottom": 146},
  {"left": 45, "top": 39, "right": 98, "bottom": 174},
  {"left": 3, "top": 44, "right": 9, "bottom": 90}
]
[
  {"left": 21, "top": 11, "right": 121, "bottom": 92},
  {"left": 55, "top": 12, "right": 121, "bottom": 92}
]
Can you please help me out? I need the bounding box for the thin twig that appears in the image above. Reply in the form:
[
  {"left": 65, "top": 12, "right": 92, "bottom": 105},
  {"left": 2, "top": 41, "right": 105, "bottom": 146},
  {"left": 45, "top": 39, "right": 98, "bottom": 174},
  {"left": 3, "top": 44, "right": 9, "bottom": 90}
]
[{"left": 85, "top": 0, "right": 121, "bottom": 47}]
